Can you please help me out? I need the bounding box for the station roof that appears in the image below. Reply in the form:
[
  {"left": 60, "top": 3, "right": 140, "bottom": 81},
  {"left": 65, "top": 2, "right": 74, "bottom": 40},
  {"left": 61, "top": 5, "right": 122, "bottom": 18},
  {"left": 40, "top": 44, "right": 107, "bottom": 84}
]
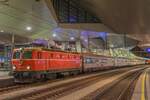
[
  {"left": 51, "top": 28, "right": 139, "bottom": 49},
  {"left": 0, "top": 0, "right": 57, "bottom": 41},
  {"left": 78, "top": 0, "right": 150, "bottom": 46},
  {"left": 0, "top": 0, "right": 146, "bottom": 51},
  {"left": 0, "top": 32, "right": 31, "bottom": 44}
]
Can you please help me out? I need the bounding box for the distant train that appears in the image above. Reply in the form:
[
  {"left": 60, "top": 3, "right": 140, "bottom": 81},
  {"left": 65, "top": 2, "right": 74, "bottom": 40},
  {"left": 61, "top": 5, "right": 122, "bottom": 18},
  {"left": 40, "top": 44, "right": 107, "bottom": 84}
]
[
  {"left": 11, "top": 48, "right": 145, "bottom": 83},
  {"left": 145, "top": 59, "right": 150, "bottom": 64}
]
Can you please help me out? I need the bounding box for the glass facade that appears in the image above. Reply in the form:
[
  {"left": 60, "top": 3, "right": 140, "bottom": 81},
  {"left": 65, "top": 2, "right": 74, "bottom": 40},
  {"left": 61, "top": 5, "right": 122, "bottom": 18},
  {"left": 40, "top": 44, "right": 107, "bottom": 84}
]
[{"left": 51, "top": 0, "right": 101, "bottom": 23}]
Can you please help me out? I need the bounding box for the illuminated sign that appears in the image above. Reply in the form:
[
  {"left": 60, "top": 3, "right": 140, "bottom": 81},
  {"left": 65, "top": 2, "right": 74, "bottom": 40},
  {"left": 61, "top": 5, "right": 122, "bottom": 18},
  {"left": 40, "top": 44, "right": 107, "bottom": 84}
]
[
  {"left": 145, "top": 48, "right": 150, "bottom": 52},
  {"left": 99, "top": 32, "right": 107, "bottom": 41}
]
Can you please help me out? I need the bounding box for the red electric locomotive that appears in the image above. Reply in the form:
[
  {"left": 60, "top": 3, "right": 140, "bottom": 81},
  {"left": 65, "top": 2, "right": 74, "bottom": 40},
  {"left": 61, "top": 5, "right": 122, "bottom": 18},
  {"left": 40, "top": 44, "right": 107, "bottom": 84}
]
[{"left": 12, "top": 48, "right": 82, "bottom": 82}]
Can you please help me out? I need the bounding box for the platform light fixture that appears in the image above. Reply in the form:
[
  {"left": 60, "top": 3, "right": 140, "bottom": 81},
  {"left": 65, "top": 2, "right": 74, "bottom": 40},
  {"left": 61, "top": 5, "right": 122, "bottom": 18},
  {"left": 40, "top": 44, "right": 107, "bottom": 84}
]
[
  {"left": 110, "top": 44, "right": 114, "bottom": 48},
  {"left": 0, "top": 30, "right": 4, "bottom": 32},
  {"left": 52, "top": 33, "right": 57, "bottom": 37},
  {"left": 84, "top": 39, "right": 88, "bottom": 42},
  {"left": 26, "top": 26, "right": 32, "bottom": 31},
  {"left": 146, "top": 48, "right": 150, "bottom": 52},
  {"left": 70, "top": 37, "right": 75, "bottom": 41}
]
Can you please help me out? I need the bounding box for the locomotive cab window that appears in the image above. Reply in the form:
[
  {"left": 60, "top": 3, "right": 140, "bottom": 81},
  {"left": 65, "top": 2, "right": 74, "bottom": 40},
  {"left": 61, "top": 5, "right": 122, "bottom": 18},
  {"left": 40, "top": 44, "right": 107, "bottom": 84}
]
[{"left": 22, "top": 51, "right": 32, "bottom": 59}]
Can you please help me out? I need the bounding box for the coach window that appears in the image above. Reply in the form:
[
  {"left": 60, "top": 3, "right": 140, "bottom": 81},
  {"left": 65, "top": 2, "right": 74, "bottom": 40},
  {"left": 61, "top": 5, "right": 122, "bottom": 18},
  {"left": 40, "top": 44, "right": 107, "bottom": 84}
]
[{"left": 86, "top": 58, "right": 92, "bottom": 64}]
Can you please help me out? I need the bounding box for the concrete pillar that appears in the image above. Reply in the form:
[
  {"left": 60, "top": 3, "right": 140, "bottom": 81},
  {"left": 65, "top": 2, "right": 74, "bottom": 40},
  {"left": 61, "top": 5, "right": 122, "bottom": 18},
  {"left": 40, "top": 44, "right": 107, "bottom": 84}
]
[{"left": 10, "top": 33, "right": 15, "bottom": 71}]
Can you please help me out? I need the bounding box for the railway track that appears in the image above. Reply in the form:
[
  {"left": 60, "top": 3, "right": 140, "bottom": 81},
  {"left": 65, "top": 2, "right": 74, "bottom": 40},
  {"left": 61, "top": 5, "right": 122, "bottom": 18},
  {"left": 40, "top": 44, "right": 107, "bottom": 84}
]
[
  {"left": 0, "top": 72, "right": 92, "bottom": 95},
  {"left": 0, "top": 66, "right": 146, "bottom": 100},
  {"left": 3, "top": 67, "right": 134, "bottom": 100},
  {"left": 0, "top": 77, "right": 69, "bottom": 95},
  {"left": 81, "top": 67, "right": 145, "bottom": 100},
  {"left": 0, "top": 73, "right": 106, "bottom": 95},
  {"left": 0, "top": 67, "right": 135, "bottom": 94},
  {"left": 0, "top": 84, "right": 28, "bottom": 94}
]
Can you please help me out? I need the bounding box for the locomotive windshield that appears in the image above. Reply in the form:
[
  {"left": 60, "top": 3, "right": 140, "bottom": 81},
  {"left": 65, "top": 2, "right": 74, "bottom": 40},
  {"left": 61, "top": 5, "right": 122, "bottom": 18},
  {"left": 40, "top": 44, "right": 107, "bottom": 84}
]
[
  {"left": 22, "top": 51, "right": 32, "bottom": 59},
  {"left": 13, "top": 51, "right": 20, "bottom": 59}
]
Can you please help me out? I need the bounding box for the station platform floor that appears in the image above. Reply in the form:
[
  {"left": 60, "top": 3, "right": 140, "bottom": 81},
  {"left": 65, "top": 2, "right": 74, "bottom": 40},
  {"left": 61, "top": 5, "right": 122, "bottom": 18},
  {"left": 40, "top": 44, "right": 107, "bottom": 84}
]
[
  {"left": 132, "top": 67, "right": 150, "bottom": 100},
  {"left": 0, "top": 71, "right": 10, "bottom": 77},
  {"left": 0, "top": 66, "right": 12, "bottom": 77},
  {"left": 0, "top": 69, "right": 14, "bottom": 87}
]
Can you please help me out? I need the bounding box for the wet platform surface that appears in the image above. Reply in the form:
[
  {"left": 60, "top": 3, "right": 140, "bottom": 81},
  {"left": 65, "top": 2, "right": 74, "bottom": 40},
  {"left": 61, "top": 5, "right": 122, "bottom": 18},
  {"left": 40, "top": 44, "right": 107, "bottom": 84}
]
[
  {"left": 0, "top": 70, "right": 14, "bottom": 88},
  {"left": 132, "top": 67, "right": 150, "bottom": 100}
]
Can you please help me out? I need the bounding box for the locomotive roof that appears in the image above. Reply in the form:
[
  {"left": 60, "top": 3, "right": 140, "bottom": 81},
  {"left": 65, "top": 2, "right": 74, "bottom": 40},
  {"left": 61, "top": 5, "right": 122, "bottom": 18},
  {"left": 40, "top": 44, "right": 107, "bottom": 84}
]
[{"left": 14, "top": 47, "right": 81, "bottom": 54}]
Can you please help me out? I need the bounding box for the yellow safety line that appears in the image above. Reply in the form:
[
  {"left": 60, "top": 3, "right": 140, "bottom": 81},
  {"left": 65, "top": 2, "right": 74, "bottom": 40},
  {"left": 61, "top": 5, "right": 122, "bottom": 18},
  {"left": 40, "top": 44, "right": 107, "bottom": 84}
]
[{"left": 141, "top": 72, "right": 146, "bottom": 100}]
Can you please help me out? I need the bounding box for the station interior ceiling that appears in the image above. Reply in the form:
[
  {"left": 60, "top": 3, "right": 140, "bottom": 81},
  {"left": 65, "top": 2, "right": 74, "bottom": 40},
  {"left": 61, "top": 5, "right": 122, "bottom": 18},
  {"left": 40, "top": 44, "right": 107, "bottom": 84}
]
[
  {"left": 0, "top": 0, "right": 148, "bottom": 50},
  {"left": 0, "top": 0, "right": 57, "bottom": 40},
  {"left": 79, "top": 0, "right": 150, "bottom": 47},
  {"left": 0, "top": 33, "right": 31, "bottom": 44}
]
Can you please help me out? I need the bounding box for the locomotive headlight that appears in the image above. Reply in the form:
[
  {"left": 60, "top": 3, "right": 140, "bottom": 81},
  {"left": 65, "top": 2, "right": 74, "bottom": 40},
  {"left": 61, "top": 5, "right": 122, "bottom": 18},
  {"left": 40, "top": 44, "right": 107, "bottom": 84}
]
[
  {"left": 12, "top": 66, "right": 16, "bottom": 70},
  {"left": 27, "top": 66, "right": 31, "bottom": 70}
]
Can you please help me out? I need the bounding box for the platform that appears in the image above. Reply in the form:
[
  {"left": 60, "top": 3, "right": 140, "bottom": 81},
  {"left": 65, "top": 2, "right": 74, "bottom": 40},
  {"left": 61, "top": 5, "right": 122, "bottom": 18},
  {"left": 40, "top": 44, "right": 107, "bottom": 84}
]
[
  {"left": 0, "top": 70, "right": 14, "bottom": 88},
  {"left": 132, "top": 67, "right": 150, "bottom": 100},
  {"left": 0, "top": 71, "right": 10, "bottom": 77}
]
